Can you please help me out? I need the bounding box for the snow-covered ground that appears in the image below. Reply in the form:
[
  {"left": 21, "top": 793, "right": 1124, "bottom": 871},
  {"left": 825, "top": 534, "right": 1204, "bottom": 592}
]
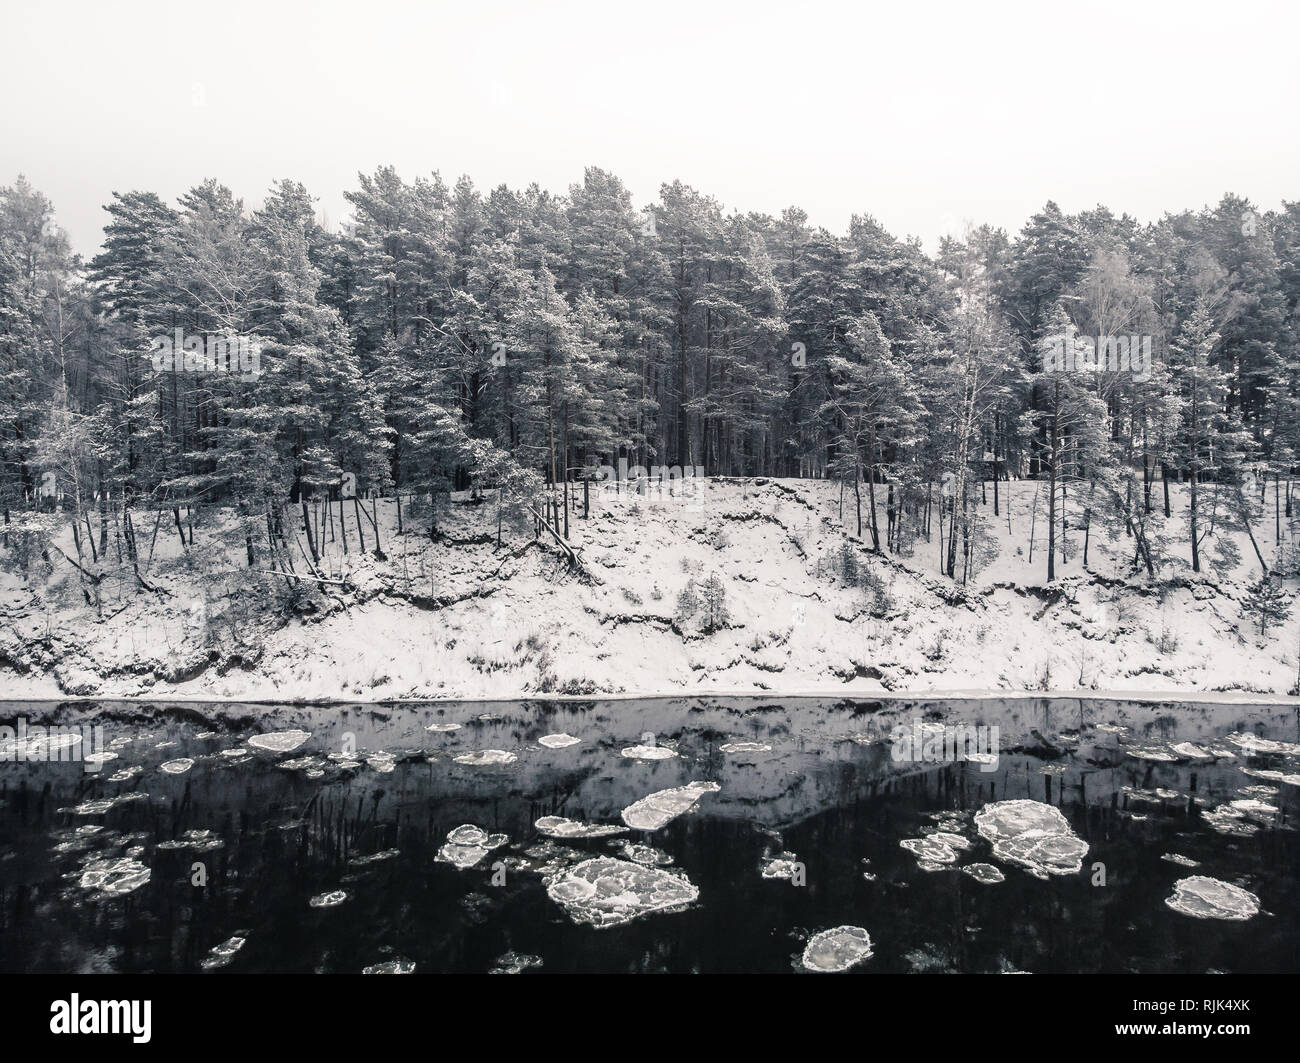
[{"left": 1, "top": 478, "right": 1297, "bottom": 702}]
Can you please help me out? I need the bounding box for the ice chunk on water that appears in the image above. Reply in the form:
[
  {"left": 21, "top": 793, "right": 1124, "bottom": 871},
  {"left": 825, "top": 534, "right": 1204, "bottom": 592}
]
[
  {"left": 365, "top": 752, "right": 397, "bottom": 773},
  {"left": 363, "top": 959, "right": 416, "bottom": 974},
  {"left": 930, "top": 831, "right": 971, "bottom": 850},
  {"left": 1126, "top": 746, "right": 1177, "bottom": 762},
  {"left": 960, "top": 862, "right": 1005, "bottom": 884},
  {"left": 489, "top": 951, "right": 543, "bottom": 974},
  {"left": 309, "top": 889, "right": 349, "bottom": 908},
  {"left": 160, "top": 758, "right": 194, "bottom": 774},
  {"left": 350, "top": 849, "right": 400, "bottom": 866},
  {"left": 79, "top": 856, "right": 151, "bottom": 896},
  {"left": 247, "top": 729, "right": 311, "bottom": 753},
  {"left": 760, "top": 851, "right": 802, "bottom": 880},
  {"left": 535, "top": 816, "right": 627, "bottom": 839},
  {"left": 1165, "top": 875, "right": 1260, "bottom": 921},
  {"left": 437, "top": 824, "right": 508, "bottom": 869},
  {"left": 200, "top": 935, "right": 245, "bottom": 969},
  {"left": 900, "top": 837, "right": 958, "bottom": 865},
  {"left": 974, "top": 799, "right": 1088, "bottom": 877},
  {"left": 453, "top": 749, "right": 517, "bottom": 766},
  {"left": 800, "top": 926, "right": 874, "bottom": 973},
  {"left": 620, "top": 781, "right": 721, "bottom": 831},
  {"left": 1229, "top": 797, "right": 1278, "bottom": 816},
  {"left": 538, "top": 733, "right": 581, "bottom": 749},
  {"left": 620, "top": 744, "right": 676, "bottom": 760},
  {"left": 156, "top": 830, "right": 223, "bottom": 852},
  {"left": 425, "top": 723, "right": 462, "bottom": 733},
  {"left": 64, "top": 793, "right": 148, "bottom": 815},
  {"left": 992, "top": 832, "right": 1089, "bottom": 877},
  {"left": 546, "top": 857, "right": 698, "bottom": 928},
  {"left": 1161, "top": 853, "right": 1200, "bottom": 868},
  {"left": 1227, "top": 732, "right": 1300, "bottom": 756},
  {"left": 615, "top": 841, "right": 674, "bottom": 866},
  {"left": 975, "top": 799, "right": 1071, "bottom": 841},
  {"left": 1201, "top": 806, "right": 1260, "bottom": 837},
  {"left": 277, "top": 756, "right": 322, "bottom": 772},
  {"left": 107, "top": 766, "right": 143, "bottom": 782},
  {"left": 720, "top": 741, "right": 771, "bottom": 754}
]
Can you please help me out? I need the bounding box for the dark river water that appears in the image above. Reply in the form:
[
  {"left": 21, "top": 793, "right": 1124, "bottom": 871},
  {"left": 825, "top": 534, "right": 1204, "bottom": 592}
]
[{"left": 1, "top": 697, "right": 1297, "bottom": 973}]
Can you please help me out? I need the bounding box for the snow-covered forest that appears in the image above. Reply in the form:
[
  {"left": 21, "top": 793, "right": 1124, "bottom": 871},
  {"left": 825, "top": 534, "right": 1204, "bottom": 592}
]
[{"left": 1, "top": 170, "right": 1299, "bottom": 698}]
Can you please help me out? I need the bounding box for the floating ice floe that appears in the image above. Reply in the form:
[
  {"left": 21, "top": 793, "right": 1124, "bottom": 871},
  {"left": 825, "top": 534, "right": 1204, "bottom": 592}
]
[
  {"left": 309, "top": 890, "right": 349, "bottom": 908},
  {"left": 930, "top": 831, "right": 971, "bottom": 850},
  {"left": 247, "top": 729, "right": 311, "bottom": 753},
  {"left": 425, "top": 722, "right": 462, "bottom": 733},
  {"left": 363, "top": 959, "right": 416, "bottom": 974},
  {"left": 489, "top": 951, "right": 543, "bottom": 974},
  {"left": 1230, "top": 797, "right": 1278, "bottom": 816},
  {"left": 1125, "top": 747, "right": 1178, "bottom": 762},
  {"left": 620, "top": 744, "right": 676, "bottom": 761},
  {"left": 974, "top": 799, "right": 1088, "bottom": 879},
  {"left": 900, "top": 837, "right": 959, "bottom": 866},
  {"left": 193, "top": 731, "right": 218, "bottom": 740},
  {"left": 159, "top": 758, "right": 194, "bottom": 775},
  {"left": 538, "top": 733, "right": 581, "bottom": 749},
  {"left": 960, "top": 862, "right": 1005, "bottom": 884},
  {"left": 436, "top": 824, "right": 508, "bottom": 869},
  {"left": 535, "top": 816, "right": 627, "bottom": 839},
  {"left": 760, "top": 851, "right": 803, "bottom": 880},
  {"left": 350, "top": 849, "right": 400, "bottom": 866},
  {"left": 800, "top": 926, "right": 874, "bottom": 973},
  {"left": 546, "top": 857, "right": 698, "bottom": 928},
  {"left": 620, "top": 781, "right": 721, "bottom": 831},
  {"left": 200, "top": 936, "right": 245, "bottom": 969},
  {"left": 1226, "top": 732, "right": 1300, "bottom": 756},
  {"left": 453, "top": 750, "right": 517, "bottom": 766},
  {"left": 156, "top": 830, "right": 223, "bottom": 852},
  {"left": 719, "top": 741, "right": 771, "bottom": 755},
  {"left": 616, "top": 841, "right": 674, "bottom": 866},
  {"left": 365, "top": 752, "right": 397, "bottom": 773},
  {"left": 83, "top": 752, "right": 119, "bottom": 769},
  {"left": 1201, "top": 806, "right": 1261, "bottom": 837},
  {"left": 64, "top": 793, "right": 148, "bottom": 815},
  {"left": 1165, "top": 876, "right": 1260, "bottom": 921},
  {"left": 277, "top": 756, "right": 323, "bottom": 772},
  {"left": 1161, "top": 853, "right": 1200, "bottom": 868},
  {"left": 79, "top": 856, "right": 151, "bottom": 896},
  {"left": 1171, "top": 742, "right": 1220, "bottom": 760},
  {"left": 107, "top": 766, "right": 143, "bottom": 782}
]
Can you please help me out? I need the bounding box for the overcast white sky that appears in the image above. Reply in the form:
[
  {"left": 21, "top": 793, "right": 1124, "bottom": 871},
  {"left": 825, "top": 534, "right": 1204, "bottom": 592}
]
[{"left": 3, "top": 0, "right": 1297, "bottom": 256}]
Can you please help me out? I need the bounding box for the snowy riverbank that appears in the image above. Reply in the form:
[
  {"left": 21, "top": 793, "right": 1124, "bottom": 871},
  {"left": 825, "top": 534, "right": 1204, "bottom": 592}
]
[{"left": 2, "top": 478, "right": 1298, "bottom": 703}]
